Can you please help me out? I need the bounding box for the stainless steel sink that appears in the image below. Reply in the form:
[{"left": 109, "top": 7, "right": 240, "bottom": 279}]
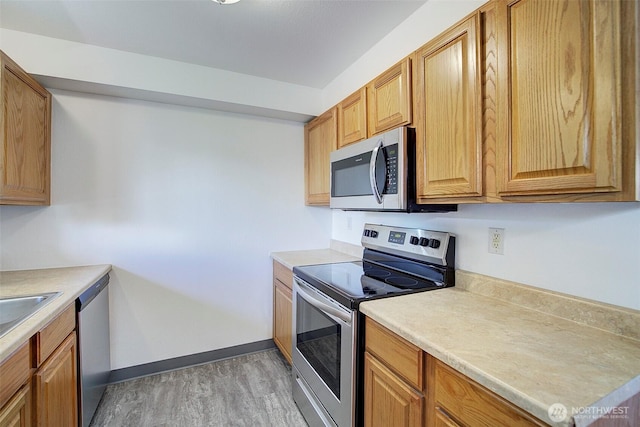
[{"left": 0, "top": 292, "right": 61, "bottom": 338}]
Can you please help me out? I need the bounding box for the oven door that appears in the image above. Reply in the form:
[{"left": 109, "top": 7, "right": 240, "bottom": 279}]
[{"left": 292, "top": 276, "right": 355, "bottom": 427}]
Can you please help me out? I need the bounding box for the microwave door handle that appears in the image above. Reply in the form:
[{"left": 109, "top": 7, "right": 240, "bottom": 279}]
[
  {"left": 294, "top": 279, "right": 351, "bottom": 325},
  {"left": 369, "top": 140, "right": 384, "bottom": 204}
]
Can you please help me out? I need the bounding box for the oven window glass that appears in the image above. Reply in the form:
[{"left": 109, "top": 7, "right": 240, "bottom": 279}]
[{"left": 296, "top": 294, "right": 342, "bottom": 398}]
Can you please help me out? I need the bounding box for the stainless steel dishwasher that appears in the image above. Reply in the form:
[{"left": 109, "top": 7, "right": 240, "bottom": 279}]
[{"left": 76, "top": 274, "right": 111, "bottom": 427}]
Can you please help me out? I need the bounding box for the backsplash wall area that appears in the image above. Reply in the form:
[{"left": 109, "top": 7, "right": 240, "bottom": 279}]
[
  {"left": 332, "top": 204, "right": 640, "bottom": 311},
  {"left": 0, "top": 90, "right": 332, "bottom": 369}
]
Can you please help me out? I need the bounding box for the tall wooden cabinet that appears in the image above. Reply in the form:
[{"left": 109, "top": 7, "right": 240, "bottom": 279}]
[
  {"left": 495, "top": 0, "right": 631, "bottom": 199},
  {"left": 304, "top": 108, "right": 337, "bottom": 206},
  {"left": 0, "top": 50, "right": 52, "bottom": 206},
  {"left": 414, "top": 13, "right": 483, "bottom": 201}
]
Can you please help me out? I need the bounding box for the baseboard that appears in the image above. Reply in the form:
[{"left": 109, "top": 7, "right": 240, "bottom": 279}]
[{"left": 108, "top": 339, "right": 276, "bottom": 384}]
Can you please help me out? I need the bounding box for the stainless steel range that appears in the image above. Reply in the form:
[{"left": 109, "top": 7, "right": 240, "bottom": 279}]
[{"left": 291, "top": 223, "right": 455, "bottom": 427}]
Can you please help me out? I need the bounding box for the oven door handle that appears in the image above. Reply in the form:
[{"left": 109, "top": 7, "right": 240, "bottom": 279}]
[{"left": 294, "top": 279, "right": 352, "bottom": 325}]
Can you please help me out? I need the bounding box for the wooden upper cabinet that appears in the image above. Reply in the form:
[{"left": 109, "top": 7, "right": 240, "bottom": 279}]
[
  {"left": 304, "top": 108, "right": 337, "bottom": 205},
  {"left": 496, "top": 0, "right": 623, "bottom": 197},
  {"left": 414, "top": 13, "right": 483, "bottom": 201},
  {"left": 367, "top": 58, "right": 412, "bottom": 136},
  {"left": 337, "top": 87, "right": 367, "bottom": 148},
  {"left": 0, "top": 50, "right": 51, "bottom": 205}
]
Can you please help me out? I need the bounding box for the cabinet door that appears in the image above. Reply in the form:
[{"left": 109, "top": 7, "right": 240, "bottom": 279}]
[
  {"left": 368, "top": 58, "right": 412, "bottom": 136},
  {"left": 337, "top": 87, "right": 367, "bottom": 148},
  {"left": 414, "top": 13, "right": 483, "bottom": 200},
  {"left": 496, "top": 0, "right": 622, "bottom": 196},
  {"left": 304, "top": 108, "right": 337, "bottom": 205},
  {"left": 0, "top": 384, "right": 31, "bottom": 427},
  {"left": 34, "top": 333, "right": 78, "bottom": 427},
  {"left": 273, "top": 279, "right": 292, "bottom": 364},
  {"left": 364, "top": 352, "right": 423, "bottom": 427},
  {"left": 0, "top": 51, "right": 51, "bottom": 205}
]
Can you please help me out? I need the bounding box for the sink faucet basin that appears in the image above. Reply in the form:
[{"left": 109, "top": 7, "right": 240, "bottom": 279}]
[{"left": 0, "top": 292, "right": 61, "bottom": 338}]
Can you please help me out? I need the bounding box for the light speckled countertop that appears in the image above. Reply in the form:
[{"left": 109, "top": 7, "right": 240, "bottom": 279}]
[
  {"left": 0, "top": 265, "right": 112, "bottom": 362},
  {"left": 271, "top": 240, "right": 362, "bottom": 269},
  {"left": 360, "top": 270, "right": 640, "bottom": 427}
]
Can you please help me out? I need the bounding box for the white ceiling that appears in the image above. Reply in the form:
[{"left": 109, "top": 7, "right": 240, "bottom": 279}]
[{"left": 0, "top": 0, "right": 427, "bottom": 89}]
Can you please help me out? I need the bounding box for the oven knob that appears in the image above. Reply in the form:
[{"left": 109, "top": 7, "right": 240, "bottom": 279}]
[
  {"left": 370, "top": 230, "right": 378, "bottom": 238},
  {"left": 419, "top": 237, "right": 429, "bottom": 247},
  {"left": 429, "top": 239, "right": 441, "bottom": 249},
  {"left": 410, "top": 236, "right": 419, "bottom": 245},
  {"left": 364, "top": 230, "right": 371, "bottom": 237}
]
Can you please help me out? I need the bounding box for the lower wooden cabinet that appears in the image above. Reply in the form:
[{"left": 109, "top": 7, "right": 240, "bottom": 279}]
[
  {"left": 0, "top": 304, "right": 79, "bottom": 427},
  {"left": 0, "top": 383, "right": 31, "bottom": 427},
  {"left": 272, "top": 260, "right": 293, "bottom": 363},
  {"left": 34, "top": 333, "right": 78, "bottom": 427},
  {"left": 273, "top": 280, "right": 292, "bottom": 364},
  {"left": 428, "top": 355, "right": 545, "bottom": 427},
  {"left": 364, "top": 352, "right": 423, "bottom": 427},
  {"left": 434, "top": 409, "right": 462, "bottom": 427},
  {"left": 364, "top": 317, "right": 548, "bottom": 427}
]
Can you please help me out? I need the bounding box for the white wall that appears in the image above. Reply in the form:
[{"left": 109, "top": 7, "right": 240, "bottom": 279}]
[
  {"left": 332, "top": 205, "right": 640, "bottom": 310},
  {"left": 0, "top": 90, "right": 332, "bottom": 369},
  {"left": 322, "top": 0, "right": 488, "bottom": 109}
]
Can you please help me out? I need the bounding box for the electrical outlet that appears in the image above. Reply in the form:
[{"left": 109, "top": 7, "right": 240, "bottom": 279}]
[{"left": 488, "top": 228, "right": 505, "bottom": 255}]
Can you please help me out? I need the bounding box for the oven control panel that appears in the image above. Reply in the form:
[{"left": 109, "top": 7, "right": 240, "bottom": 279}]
[{"left": 361, "top": 223, "right": 454, "bottom": 266}]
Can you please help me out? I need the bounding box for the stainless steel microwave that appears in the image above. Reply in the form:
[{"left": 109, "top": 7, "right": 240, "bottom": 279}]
[{"left": 329, "top": 126, "right": 456, "bottom": 213}]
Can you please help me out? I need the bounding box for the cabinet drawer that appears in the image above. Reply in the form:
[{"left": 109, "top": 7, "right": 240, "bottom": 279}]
[
  {"left": 0, "top": 341, "right": 31, "bottom": 410},
  {"left": 365, "top": 317, "right": 423, "bottom": 390},
  {"left": 433, "top": 357, "right": 546, "bottom": 427},
  {"left": 273, "top": 260, "right": 293, "bottom": 290},
  {"left": 36, "top": 304, "right": 75, "bottom": 366}
]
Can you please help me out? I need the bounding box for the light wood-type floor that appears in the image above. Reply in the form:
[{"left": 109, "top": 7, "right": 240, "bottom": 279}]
[{"left": 90, "top": 349, "right": 308, "bottom": 426}]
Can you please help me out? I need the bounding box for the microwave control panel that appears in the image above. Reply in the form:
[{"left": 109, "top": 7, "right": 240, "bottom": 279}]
[{"left": 384, "top": 145, "right": 398, "bottom": 194}]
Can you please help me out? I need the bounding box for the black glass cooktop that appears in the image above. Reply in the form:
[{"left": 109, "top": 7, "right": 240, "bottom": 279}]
[{"left": 293, "top": 258, "right": 448, "bottom": 309}]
